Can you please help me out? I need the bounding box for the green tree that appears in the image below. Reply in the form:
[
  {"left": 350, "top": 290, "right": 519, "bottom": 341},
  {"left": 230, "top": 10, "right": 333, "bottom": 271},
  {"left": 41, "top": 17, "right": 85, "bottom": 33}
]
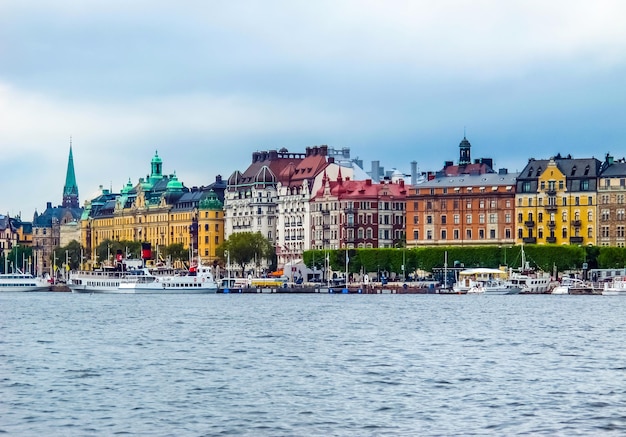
[
  {"left": 163, "top": 243, "right": 187, "bottom": 266},
  {"left": 216, "top": 232, "right": 274, "bottom": 276},
  {"left": 53, "top": 240, "right": 83, "bottom": 271},
  {"left": 2, "top": 245, "right": 34, "bottom": 273}
]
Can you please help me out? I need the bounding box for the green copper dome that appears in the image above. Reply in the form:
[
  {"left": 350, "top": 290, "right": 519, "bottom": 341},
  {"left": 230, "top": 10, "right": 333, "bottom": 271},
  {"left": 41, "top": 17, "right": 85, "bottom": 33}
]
[
  {"left": 166, "top": 172, "right": 184, "bottom": 191},
  {"left": 199, "top": 189, "right": 223, "bottom": 210}
]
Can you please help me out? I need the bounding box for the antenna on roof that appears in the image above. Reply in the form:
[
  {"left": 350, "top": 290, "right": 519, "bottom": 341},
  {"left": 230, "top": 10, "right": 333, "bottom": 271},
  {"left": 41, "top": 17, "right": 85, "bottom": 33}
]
[{"left": 463, "top": 126, "right": 466, "bottom": 138}]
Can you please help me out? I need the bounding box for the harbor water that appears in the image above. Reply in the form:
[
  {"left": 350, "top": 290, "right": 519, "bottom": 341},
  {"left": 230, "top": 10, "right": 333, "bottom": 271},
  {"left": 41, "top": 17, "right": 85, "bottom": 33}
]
[{"left": 1, "top": 293, "right": 625, "bottom": 436}]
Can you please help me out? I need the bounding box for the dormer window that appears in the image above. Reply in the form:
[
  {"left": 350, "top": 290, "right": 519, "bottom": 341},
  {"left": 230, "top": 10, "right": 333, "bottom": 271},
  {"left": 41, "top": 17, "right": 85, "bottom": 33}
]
[
  {"left": 584, "top": 165, "right": 590, "bottom": 175},
  {"left": 571, "top": 166, "right": 577, "bottom": 176},
  {"left": 529, "top": 167, "right": 534, "bottom": 177}
]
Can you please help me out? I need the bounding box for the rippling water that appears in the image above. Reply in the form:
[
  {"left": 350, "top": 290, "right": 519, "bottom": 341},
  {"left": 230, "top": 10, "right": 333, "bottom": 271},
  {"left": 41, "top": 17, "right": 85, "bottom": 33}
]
[{"left": 1, "top": 293, "right": 625, "bottom": 436}]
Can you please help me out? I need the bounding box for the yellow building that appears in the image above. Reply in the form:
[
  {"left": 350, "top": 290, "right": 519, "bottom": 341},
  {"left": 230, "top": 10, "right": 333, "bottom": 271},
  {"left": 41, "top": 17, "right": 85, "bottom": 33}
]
[
  {"left": 515, "top": 155, "right": 600, "bottom": 245},
  {"left": 81, "top": 151, "right": 225, "bottom": 268}
]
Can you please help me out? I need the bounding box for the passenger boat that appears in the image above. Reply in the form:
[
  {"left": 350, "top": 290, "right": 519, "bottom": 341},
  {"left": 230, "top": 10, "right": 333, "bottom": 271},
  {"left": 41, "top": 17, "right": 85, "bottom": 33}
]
[
  {"left": 0, "top": 271, "right": 51, "bottom": 292},
  {"left": 117, "top": 263, "right": 218, "bottom": 294},
  {"left": 69, "top": 259, "right": 146, "bottom": 293},
  {"left": 551, "top": 277, "right": 594, "bottom": 295},
  {"left": 602, "top": 277, "right": 626, "bottom": 296}
]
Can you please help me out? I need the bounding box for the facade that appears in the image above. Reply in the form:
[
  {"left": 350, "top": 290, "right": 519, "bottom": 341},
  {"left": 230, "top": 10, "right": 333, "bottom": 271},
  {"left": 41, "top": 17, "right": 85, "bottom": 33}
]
[
  {"left": 275, "top": 146, "right": 352, "bottom": 267},
  {"left": 597, "top": 154, "right": 626, "bottom": 247},
  {"left": 82, "top": 151, "right": 224, "bottom": 267},
  {"left": 515, "top": 154, "right": 601, "bottom": 245},
  {"left": 225, "top": 146, "right": 351, "bottom": 267},
  {"left": 310, "top": 171, "right": 408, "bottom": 250},
  {"left": 406, "top": 170, "right": 518, "bottom": 246}
]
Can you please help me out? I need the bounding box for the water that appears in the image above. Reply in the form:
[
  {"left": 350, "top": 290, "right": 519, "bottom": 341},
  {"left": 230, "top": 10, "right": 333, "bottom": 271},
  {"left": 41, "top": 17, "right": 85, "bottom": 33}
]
[{"left": 1, "top": 293, "right": 625, "bottom": 436}]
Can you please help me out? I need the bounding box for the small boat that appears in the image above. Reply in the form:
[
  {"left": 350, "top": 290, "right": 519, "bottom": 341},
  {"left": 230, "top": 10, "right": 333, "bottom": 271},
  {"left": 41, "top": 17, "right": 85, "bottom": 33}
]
[
  {"left": 507, "top": 245, "right": 552, "bottom": 294},
  {"left": 454, "top": 268, "right": 521, "bottom": 295},
  {"left": 118, "top": 263, "right": 218, "bottom": 294},
  {"left": 0, "top": 271, "right": 51, "bottom": 292},
  {"left": 602, "top": 277, "right": 626, "bottom": 296},
  {"left": 551, "top": 277, "right": 594, "bottom": 295}
]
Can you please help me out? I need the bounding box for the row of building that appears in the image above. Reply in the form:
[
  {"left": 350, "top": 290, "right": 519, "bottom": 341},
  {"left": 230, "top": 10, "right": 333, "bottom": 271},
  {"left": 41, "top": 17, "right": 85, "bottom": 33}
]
[{"left": 2, "top": 137, "right": 625, "bottom": 275}]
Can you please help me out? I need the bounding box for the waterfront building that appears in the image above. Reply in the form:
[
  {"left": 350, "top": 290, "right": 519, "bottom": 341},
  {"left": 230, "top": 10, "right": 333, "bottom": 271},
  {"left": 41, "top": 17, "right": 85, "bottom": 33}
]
[
  {"left": 515, "top": 154, "right": 601, "bottom": 245},
  {"left": 406, "top": 170, "right": 518, "bottom": 247},
  {"left": 310, "top": 171, "right": 408, "bottom": 250},
  {"left": 405, "top": 136, "right": 515, "bottom": 247},
  {"left": 598, "top": 153, "right": 626, "bottom": 247},
  {"left": 81, "top": 151, "right": 224, "bottom": 268},
  {"left": 275, "top": 146, "right": 352, "bottom": 267},
  {"left": 1, "top": 214, "right": 19, "bottom": 270},
  {"left": 225, "top": 146, "right": 352, "bottom": 268},
  {"left": 32, "top": 144, "right": 83, "bottom": 276}
]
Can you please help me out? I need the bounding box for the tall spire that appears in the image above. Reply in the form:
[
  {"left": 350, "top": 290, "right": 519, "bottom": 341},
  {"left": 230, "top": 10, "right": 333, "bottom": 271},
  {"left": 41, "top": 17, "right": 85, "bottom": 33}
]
[{"left": 62, "top": 137, "right": 80, "bottom": 208}]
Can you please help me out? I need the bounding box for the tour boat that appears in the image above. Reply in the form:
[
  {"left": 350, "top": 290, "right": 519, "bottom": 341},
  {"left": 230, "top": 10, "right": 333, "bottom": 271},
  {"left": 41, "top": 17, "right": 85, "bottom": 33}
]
[
  {"left": 69, "top": 259, "right": 146, "bottom": 293},
  {"left": 117, "top": 264, "right": 218, "bottom": 294},
  {"left": 0, "top": 271, "right": 51, "bottom": 292}
]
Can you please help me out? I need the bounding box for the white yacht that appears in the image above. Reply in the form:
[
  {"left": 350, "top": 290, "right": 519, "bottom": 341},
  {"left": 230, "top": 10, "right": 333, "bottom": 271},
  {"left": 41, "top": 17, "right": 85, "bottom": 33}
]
[
  {"left": 602, "top": 277, "right": 626, "bottom": 296},
  {"left": 0, "top": 271, "right": 51, "bottom": 292}
]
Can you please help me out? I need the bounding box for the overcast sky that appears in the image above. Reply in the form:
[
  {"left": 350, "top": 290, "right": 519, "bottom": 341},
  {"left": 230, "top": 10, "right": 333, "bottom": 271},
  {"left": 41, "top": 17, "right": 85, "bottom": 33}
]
[{"left": 1, "top": 0, "right": 625, "bottom": 219}]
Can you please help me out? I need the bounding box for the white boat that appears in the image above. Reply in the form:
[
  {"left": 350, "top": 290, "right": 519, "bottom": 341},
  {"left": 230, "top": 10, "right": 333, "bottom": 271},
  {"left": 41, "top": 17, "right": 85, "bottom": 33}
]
[
  {"left": 602, "top": 277, "right": 626, "bottom": 296},
  {"left": 551, "top": 277, "right": 594, "bottom": 295},
  {"left": 0, "top": 271, "right": 51, "bottom": 292},
  {"left": 69, "top": 268, "right": 147, "bottom": 293},
  {"left": 454, "top": 268, "right": 521, "bottom": 295},
  {"left": 118, "top": 264, "right": 218, "bottom": 294},
  {"left": 506, "top": 245, "right": 552, "bottom": 294}
]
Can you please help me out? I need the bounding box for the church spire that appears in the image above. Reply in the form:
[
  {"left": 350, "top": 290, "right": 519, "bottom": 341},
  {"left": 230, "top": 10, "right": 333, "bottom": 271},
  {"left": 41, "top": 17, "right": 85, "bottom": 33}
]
[{"left": 62, "top": 137, "right": 80, "bottom": 208}]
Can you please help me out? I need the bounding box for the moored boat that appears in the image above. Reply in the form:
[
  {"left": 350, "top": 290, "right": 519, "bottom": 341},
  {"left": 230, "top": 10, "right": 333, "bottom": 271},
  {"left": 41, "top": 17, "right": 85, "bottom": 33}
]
[
  {"left": 118, "top": 263, "right": 218, "bottom": 294},
  {"left": 551, "top": 277, "right": 595, "bottom": 295},
  {"left": 602, "top": 277, "right": 626, "bottom": 296},
  {"left": 0, "top": 271, "right": 51, "bottom": 292},
  {"left": 454, "top": 268, "right": 521, "bottom": 295}
]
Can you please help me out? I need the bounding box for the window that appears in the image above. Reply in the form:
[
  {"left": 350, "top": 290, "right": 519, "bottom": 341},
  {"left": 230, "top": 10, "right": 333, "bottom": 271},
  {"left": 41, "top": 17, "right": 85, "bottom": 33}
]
[
  {"left": 479, "top": 214, "right": 485, "bottom": 224},
  {"left": 559, "top": 180, "right": 564, "bottom": 190},
  {"left": 581, "top": 180, "right": 589, "bottom": 191},
  {"left": 490, "top": 229, "right": 496, "bottom": 239},
  {"left": 413, "top": 230, "right": 419, "bottom": 240},
  {"left": 505, "top": 229, "right": 511, "bottom": 239},
  {"left": 518, "top": 213, "right": 523, "bottom": 223},
  {"left": 427, "top": 215, "right": 433, "bottom": 224},
  {"left": 454, "top": 229, "right": 459, "bottom": 239},
  {"left": 466, "top": 214, "right": 472, "bottom": 224},
  {"left": 538, "top": 228, "right": 543, "bottom": 239},
  {"left": 602, "top": 226, "right": 610, "bottom": 238},
  {"left": 528, "top": 198, "right": 533, "bottom": 207},
  {"left": 617, "top": 226, "right": 625, "bottom": 238},
  {"left": 587, "top": 227, "right": 593, "bottom": 238},
  {"left": 505, "top": 213, "right": 511, "bottom": 223},
  {"left": 413, "top": 215, "right": 419, "bottom": 224},
  {"left": 441, "top": 229, "right": 447, "bottom": 239},
  {"left": 454, "top": 215, "right": 460, "bottom": 224},
  {"left": 538, "top": 212, "right": 543, "bottom": 223},
  {"left": 427, "top": 230, "right": 432, "bottom": 240},
  {"left": 518, "top": 228, "right": 523, "bottom": 238},
  {"left": 466, "top": 229, "right": 472, "bottom": 239},
  {"left": 562, "top": 228, "right": 567, "bottom": 238},
  {"left": 489, "top": 214, "right": 496, "bottom": 224},
  {"left": 479, "top": 229, "right": 485, "bottom": 239},
  {"left": 441, "top": 215, "right": 447, "bottom": 224}
]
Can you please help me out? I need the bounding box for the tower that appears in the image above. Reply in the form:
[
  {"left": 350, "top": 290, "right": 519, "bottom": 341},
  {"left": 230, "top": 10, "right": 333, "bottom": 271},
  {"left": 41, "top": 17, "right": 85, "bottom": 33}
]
[
  {"left": 459, "top": 136, "right": 471, "bottom": 166},
  {"left": 62, "top": 138, "right": 79, "bottom": 208}
]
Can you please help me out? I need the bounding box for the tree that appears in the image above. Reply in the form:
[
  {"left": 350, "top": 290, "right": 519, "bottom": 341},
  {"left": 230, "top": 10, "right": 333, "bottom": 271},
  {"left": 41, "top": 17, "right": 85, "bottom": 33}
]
[
  {"left": 162, "top": 243, "right": 187, "bottom": 266},
  {"left": 53, "top": 240, "right": 83, "bottom": 271},
  {"left": 216, "top": 232, "right": 274, "bottom": 276},
  {"left": 95, "top": 239, "right": 141, "bottom": 265},
  {"left": 2, "top": 245, "right": 33, "bottom": 273}
]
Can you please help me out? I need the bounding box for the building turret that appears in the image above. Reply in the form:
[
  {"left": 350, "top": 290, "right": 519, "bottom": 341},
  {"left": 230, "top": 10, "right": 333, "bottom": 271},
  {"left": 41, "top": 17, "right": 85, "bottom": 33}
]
[{"left": 62, "top": 139, "right": 80, "bottom": 208}]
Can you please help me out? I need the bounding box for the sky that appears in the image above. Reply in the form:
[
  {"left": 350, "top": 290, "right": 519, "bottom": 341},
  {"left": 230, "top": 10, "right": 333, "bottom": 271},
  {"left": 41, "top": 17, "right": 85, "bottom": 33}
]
[{"left": 1, "top": 0, "right": 625, "bottom": 219}]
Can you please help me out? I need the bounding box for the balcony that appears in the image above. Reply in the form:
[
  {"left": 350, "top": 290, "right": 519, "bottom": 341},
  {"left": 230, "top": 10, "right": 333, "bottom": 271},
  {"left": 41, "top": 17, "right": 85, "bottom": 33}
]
[
  {"left": 522, "top": 237, "right": 536, "bottom": 244},
  {"left": 571, "top": 220, "right": 581, "bottom": 227},
  {"left": 545, "top": 204, "right": 558, "bottom": 212},
  {"left": 570, "top": 236, "right": 584, "bottom": 244},
  {"left": 546, "top": 237, "right": 557, "bottom": 243},
  {"left": 524, "top": 220, "right": 535, "bottom": 228},
  {"left": 547, "top": 221, "right": 556, "bottom": 228},
  {"left": 546, "top": 189, "right": 557, "bottom": 195}
]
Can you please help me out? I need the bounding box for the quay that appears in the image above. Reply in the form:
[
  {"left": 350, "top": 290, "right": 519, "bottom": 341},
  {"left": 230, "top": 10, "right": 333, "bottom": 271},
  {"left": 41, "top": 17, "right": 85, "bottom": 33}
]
[{"left": 218, "top": 282, "right": 441, "bottom": 294}]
